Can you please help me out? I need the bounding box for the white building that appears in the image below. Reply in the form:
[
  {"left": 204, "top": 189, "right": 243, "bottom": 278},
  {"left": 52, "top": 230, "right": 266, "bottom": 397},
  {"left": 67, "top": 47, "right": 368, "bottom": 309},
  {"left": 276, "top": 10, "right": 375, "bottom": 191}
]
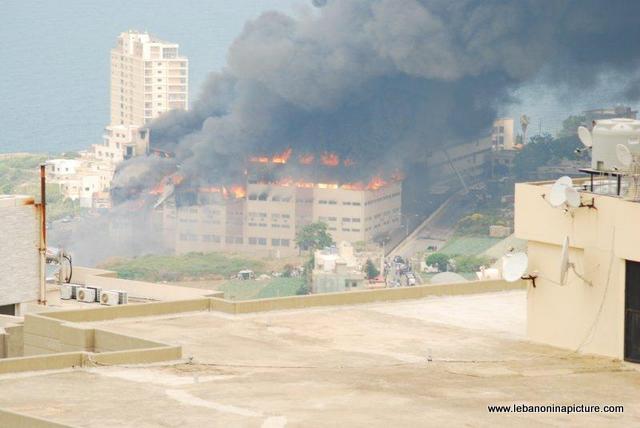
[
  {"left": 492, "top": 118, "right": 516, "bottom": 150},
  {"left": 0, "top": 195, "right": 41, "bottom": 316},
  {"left": 312, "top": 242, "right": 366, "bottom": 293},
  {"left": 45, "top": 159, "right": 114, "bottom": 208},
  {"left": 110, "top": 30, "right": 188, "bottom": 127},
  {"left": 93, "top": 125, "right": 150, "bottom": 164}
]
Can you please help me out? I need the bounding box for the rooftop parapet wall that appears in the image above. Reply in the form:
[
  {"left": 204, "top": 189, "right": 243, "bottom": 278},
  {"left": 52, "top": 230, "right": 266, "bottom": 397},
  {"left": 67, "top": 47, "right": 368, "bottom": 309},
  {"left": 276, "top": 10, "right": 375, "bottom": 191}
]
[
  {"left": 0, "top": 279, "right": 523, "bottom": 375},
  {"left": 514, "top": 182, "right": 640, "bottom": 262}
]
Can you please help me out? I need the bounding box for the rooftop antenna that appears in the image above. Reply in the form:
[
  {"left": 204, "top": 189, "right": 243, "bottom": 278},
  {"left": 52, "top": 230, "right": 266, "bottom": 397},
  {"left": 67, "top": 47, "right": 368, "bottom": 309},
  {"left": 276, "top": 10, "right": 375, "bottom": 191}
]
[
  {"left": 616, "top": 142, "right": 640, "bottom": 200},
  {"left": 502, "top": 251, "right": 537, "bottom": 287},
  {"left": 559, "top": 236, "right": 591, "bottom": 286}
]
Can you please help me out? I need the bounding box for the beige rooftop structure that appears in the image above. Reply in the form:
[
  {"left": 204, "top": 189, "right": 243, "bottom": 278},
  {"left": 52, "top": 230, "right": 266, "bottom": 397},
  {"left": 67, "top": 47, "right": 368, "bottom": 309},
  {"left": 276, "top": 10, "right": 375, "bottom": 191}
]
[
  {"left": 1, "top": 277, "right": 639, "bottom": 426},
  {"left": 515, "top": 120, "right": 640, "bottom": 363}
]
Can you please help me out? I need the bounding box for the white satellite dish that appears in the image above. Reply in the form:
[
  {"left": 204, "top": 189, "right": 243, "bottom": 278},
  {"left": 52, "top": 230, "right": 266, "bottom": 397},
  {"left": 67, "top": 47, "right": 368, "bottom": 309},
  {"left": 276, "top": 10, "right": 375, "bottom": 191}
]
[
  {"left": 502, "top": 252, "right": 529, "bottom": 282},
  {"left": 559, "top": 236, "right": 570, "bottom": 285},
  {"left": 549, "top": 176, "right": 572, "bottom": 207},
  {"left": 616, "top": 144, "right": 633, "bottom": 167},
  {"left": 565, "top": 186, "right": 581, "bottom": 208},
  {"left": 577, "top": 126, "right": 593, "bottom": 148},
  {"left": 557, "top": 176, "right": 573, "bottom": 187}
]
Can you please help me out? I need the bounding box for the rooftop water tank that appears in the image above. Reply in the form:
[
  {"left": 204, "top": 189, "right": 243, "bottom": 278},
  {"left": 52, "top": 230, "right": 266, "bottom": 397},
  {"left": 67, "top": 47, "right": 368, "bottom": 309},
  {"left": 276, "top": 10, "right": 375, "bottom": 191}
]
[{"left": 591, "top": 118, "right": 640, "bottom": 171}]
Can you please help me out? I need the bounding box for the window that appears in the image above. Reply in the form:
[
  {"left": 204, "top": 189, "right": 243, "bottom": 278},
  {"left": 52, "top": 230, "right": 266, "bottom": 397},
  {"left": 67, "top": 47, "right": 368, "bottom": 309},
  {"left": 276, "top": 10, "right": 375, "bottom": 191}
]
[
  {"left": 258, "top": 238, "right": 267, "bottom": 246},
  {"left": 281, "top": 239, "right": 290, "bottom": 247},
  {"left": 249, "top": 237, "right": 257, "bottom": 245},
  {"left": 272, "top": 239, "right": 280, "bottom": 246}
]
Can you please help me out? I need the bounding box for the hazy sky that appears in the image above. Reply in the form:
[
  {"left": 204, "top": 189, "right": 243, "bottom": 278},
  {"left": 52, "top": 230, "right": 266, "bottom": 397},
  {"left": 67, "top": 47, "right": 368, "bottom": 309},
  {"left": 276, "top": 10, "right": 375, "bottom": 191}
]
[
  {"left": 0, "top": 0, "right": 305, "bottom": 153},
  {"left": 0, "top": 0, "right": 634, "bottom": 153}
]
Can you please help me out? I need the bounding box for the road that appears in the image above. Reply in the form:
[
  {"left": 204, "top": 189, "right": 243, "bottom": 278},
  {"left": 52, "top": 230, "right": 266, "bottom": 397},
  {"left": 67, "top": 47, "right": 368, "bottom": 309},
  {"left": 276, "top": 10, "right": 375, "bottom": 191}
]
[{"left": 390, "top": 191, "right": 476, "bottom": 261}]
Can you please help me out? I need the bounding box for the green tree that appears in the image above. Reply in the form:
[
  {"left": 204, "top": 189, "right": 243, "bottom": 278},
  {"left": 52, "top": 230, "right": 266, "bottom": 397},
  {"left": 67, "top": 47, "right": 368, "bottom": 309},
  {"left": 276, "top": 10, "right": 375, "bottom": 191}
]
[
  {"left": 364, "top": 259, "right": 380, "bottom": 279},
  {"left": 295, "top": 222, "right": 334, "bottom": 253},
  {"left": 426, "top": 253, "right": 449, "bottom": 272},
  {"left": 512, "top": 133, "right": 581, "bottom": 180},
  {"left": 557, "top": 114, "right": 586, "bottom": 138}
]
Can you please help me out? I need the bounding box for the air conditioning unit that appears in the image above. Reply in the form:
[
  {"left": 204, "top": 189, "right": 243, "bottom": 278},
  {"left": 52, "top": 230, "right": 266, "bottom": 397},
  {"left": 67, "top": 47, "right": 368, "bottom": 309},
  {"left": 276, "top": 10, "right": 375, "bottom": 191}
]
[
  {"left": 100, "top": 290, "right": 129, "bottom": 306},
  {"left": 76, "top": 287, "right": 96, "bottom": 303},
  {"left": 100, "top": 291, "right": 119, "bottom": 306},
  {"left": 60, "top": 284, "right": 80, "bottom": 300},
  {"left": 87, "top": 286, "right": 102, "bottom": 302},
  {"left": 115, "top": 290, "right": 128, "bottom": 305}
]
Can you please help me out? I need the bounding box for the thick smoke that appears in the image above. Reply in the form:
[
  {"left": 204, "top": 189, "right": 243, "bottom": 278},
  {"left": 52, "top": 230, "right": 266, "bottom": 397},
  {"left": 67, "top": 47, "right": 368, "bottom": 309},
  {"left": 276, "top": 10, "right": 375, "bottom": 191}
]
[{"left": 121, "top": 0, "right": 640, "bottom": 191}]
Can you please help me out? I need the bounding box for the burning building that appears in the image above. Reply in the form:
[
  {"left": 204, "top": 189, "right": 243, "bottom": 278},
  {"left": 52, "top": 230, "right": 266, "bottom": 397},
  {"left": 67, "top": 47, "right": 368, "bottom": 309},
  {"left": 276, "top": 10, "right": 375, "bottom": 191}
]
[{"left": 152, "top": 150, "right": 402, "bottom": 255}]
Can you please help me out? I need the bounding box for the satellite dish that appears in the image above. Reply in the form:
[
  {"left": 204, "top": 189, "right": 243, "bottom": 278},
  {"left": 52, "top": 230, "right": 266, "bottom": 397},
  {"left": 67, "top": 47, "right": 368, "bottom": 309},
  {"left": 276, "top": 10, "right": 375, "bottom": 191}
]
[
  {"left": 549, "top": 178, "right": 570, "bottom": 207},
  {"left": 502, "top": 252, "right": 529, "bottom": 282},
  {"left": 559, "top": 236, "right": 570, "bottom": 285},
  {"left": 616, "top": 144, "right": 633, "bottom": 167},
  {"left": 577, "top": 126, "right": 593, "bottom": 148},
  {"left": 557, "top": 176, "right": 573, "bottom": 186},
  {"left": 565, "top": 186, "right": 581, "bottom": 208}
]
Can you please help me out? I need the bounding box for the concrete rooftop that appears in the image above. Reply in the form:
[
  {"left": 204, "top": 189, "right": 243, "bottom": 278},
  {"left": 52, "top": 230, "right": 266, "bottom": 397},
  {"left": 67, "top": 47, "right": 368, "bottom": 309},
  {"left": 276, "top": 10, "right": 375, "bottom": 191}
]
[{"left": 1, "top": 290, "right": 639, "bottom": 427}]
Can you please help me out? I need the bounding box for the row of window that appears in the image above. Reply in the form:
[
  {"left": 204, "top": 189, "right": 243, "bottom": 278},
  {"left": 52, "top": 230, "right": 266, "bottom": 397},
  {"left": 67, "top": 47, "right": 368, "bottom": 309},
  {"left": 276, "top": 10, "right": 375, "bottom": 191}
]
[
  {"left": 365, "top": 191, "right": 401, "bottom": 206},
  {"left": 247, "top": 223, "right": 291, "bottom": 229},
  {"left": 179, "top": 234, "right": 243, "bottom": 244},
  {"left": 247, "top": 237, "right": 291, "bottom": 247},
  {"left": 318, "top": 216, "right": 361, "bottom": 223},
  {"left": 248, "top": 194, "right": 293, "bottom": 202}
]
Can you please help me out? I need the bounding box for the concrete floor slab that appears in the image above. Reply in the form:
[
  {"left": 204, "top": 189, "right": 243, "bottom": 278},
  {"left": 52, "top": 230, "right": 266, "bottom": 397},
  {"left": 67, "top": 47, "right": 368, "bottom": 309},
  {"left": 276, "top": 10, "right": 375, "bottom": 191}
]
[{"left": 0, "top": 291, "right": 638, "bottom": 427}]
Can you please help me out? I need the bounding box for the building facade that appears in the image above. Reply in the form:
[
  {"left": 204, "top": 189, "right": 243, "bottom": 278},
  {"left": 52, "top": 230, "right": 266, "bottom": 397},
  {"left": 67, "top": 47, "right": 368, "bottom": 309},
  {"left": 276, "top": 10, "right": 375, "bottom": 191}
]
[
  {"left": 172, "top": 181, "right": 402, "bottom": 255},
  {"left": 110, "top": 30, "right": 188, "bottom": 127},
  {"left": 492, "top": 118, "right": 516, "bottom": 150},
  {"left": 515, "top": 179, "right": 640, "bottom": 362}
]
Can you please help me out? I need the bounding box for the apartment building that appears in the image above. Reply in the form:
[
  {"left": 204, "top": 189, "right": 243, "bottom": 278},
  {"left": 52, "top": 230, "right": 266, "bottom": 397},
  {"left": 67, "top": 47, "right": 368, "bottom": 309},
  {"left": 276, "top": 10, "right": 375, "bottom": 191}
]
[
  {"left": 110, "top": 30, "right": 188, "bottom": 127},
  {"left": 93, "top": 125, "right": 150, "bottom": 164},
  {"left": 45, "top": 158, "right": 114, "bottom": 208},
  {"left": 492, "top": 118, "right": 516, "bottom": 150}
]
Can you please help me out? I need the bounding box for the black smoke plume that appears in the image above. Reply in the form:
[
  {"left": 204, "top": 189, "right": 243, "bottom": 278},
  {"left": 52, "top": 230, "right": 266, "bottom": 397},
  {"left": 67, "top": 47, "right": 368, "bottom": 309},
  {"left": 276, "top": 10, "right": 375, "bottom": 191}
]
[{"left": 113, "top": 0, "right": 640, "bottom": 195}]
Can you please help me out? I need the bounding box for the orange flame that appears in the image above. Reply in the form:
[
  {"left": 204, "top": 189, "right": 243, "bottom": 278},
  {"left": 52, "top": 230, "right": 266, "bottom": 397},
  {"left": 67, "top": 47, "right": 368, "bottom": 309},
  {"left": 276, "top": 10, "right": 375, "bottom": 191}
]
[
  {"left": 298, "top": 154, "right": 315, "bottom": 165},
  {"left": 149, "top": 173, "right": 184, "bottom": 195},
  {"left": 321, "top": 152, "right": 340, "bottom": 167},
  {"left": 199, "top": 186, "right": 222, "bottom": 193},
  {"left": 366, "top": 176, "right": 387, "bottom": 190},
  {"left": 230, "top": 185, "right": 246, "bottom": 198},
  {"left": 249, "top": 156, "right": 270, "bottom": 163},
  {"left": 272, "top": 148, "right": 292, "bottom": 164},
  {"left": 149, "top": 184, "right": 164, "bottom": 195}
]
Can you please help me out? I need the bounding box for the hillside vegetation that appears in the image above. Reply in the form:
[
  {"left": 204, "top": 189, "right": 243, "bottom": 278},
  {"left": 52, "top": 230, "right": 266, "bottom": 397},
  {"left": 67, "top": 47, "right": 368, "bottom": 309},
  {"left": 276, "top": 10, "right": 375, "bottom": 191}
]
[{"left": 100, "top": 252, "right": 267, "bottom": 282}]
